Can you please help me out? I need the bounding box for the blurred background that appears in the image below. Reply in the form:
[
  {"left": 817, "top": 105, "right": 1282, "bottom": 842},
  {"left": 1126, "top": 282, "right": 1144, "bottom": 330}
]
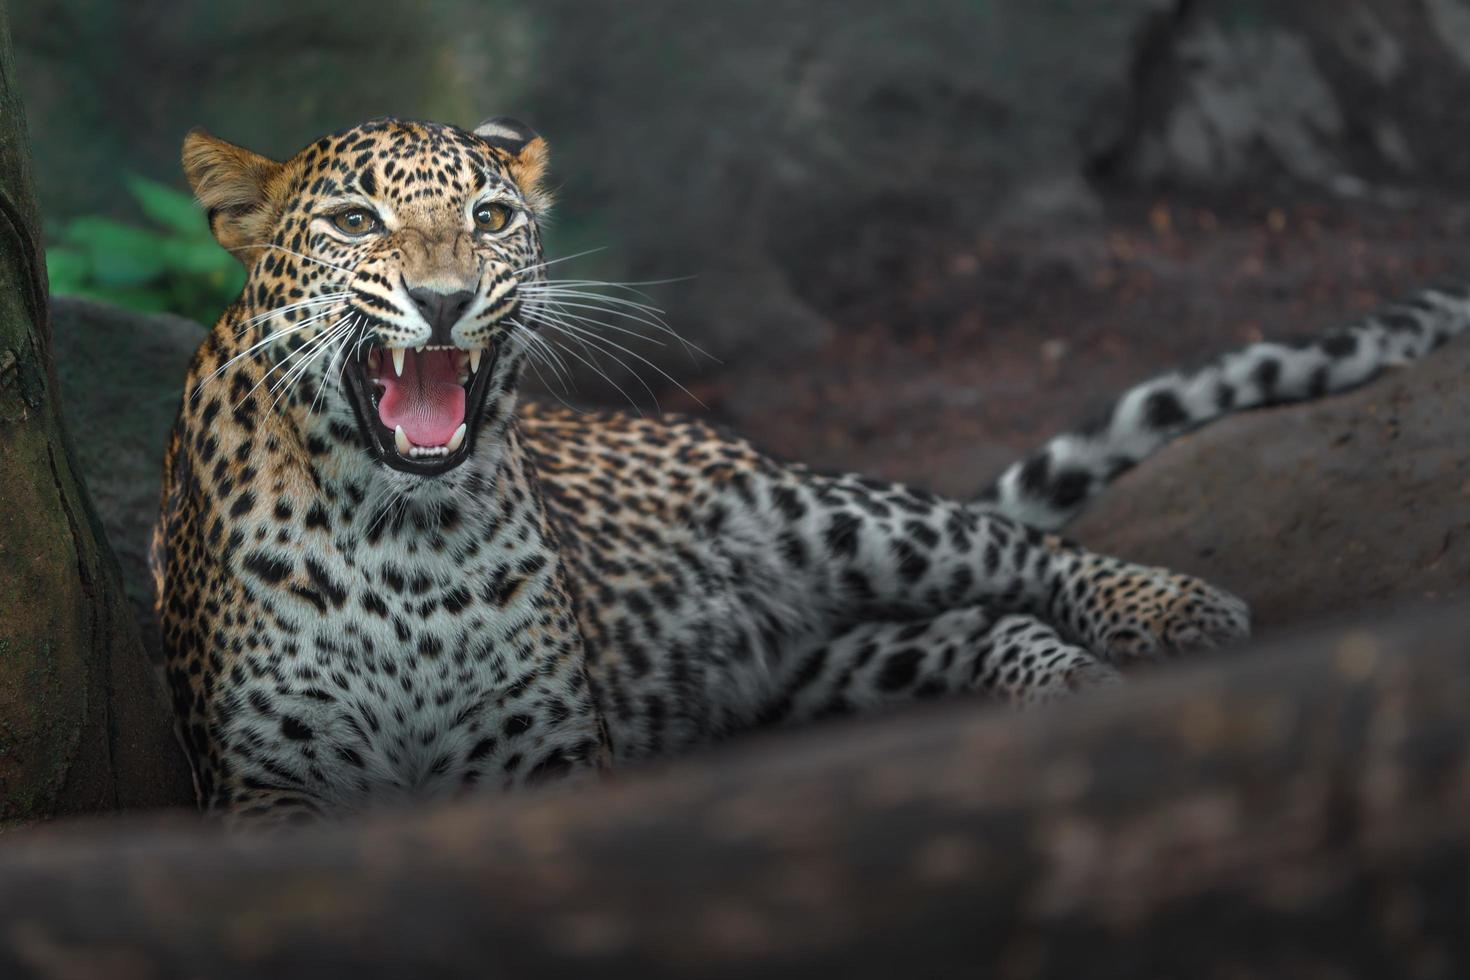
[{"left": 13, "top": 0, "right": 1470, "bottom": 636}]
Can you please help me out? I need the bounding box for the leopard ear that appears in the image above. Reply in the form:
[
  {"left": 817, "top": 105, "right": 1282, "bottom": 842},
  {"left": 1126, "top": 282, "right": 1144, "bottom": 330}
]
[
  {"left": 182, "top": 127, "right": 286, "bottom": 267},
  {"left": 474, "top": 116, "right": 550, "bottom": 210}
]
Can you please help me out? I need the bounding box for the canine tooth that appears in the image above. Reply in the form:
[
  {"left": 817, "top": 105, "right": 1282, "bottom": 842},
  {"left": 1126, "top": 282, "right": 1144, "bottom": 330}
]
[
  {"left": 447, "top": 423, "right": 467, "bottom": 452},
  {"left": 391, "top": 348, "right": 405, "bottom": 377},
  {"left": 394, "top": 425, "right": 411, "bottom": 455},
  {"left": 469, "top": 348, "right": 482, "bottom": 374}
]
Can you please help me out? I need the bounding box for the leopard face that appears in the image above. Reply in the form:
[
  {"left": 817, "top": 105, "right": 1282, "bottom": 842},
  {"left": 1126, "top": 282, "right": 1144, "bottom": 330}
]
[{"left": 183, "top": 116, "right": 552, "bottom": 484}]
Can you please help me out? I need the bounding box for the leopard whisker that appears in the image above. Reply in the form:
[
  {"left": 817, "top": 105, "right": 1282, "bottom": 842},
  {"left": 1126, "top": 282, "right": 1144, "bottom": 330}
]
[
  {"left": 525, "top": 299, "right": 668, "bottom": 347},
  {"left": 364, "top": 481, "right": 415, "bottom": 537},
  {"left": 231, "top": 314, "right": 353, "bottom": 412},
  {"left": 521, "top": 354, "right": 581, "bottom": 412},
  {"left": 192, "top": 305, "right": 346, "bottom": 399},
  {"left": 524, "top": 307, "right": 706, "bottom": 409},
  {"left": 511, "top": 317, "right": 647, "bottom": 414},
  {"left": 526, "top": 312, "right": 668, "bottom": 412},
  {"left": 524, "top": 296, "right": 713, "bottom": 368},
  {"left": 545, "top": 337, "right": 649, "bottom": 415},
  {"left": 512, "top": 247, "right": 608, "bottom": 277},
  {"left": 523, "top": 276, "right": 691, "bottom": 305},
  {"left": 311, "top": 317, "right": 364, "bottom": 416},
  {"left": 261, "top": 323, "right": 348, "bottom": 404},
  {"left": 516, "top": 327, "right": 593, "bottom": 412},
  {"left": 520, "top": 287, "right": 669, "bottom": 323},
  {"left": 269, "top": 321, "right": 354, "bottom": 412},
  {"left": 233, "top": 292, "right": 352, "bottom": 335},
  {"left": 512, "top": 325, "right": 574, "bottom": 392},
  {"left": 522, "top": 290, "right": 675, "bottom": 331},
  {"left": 268, "top": 329, "right": 348, "bottom": 415},
  {"left": 522, "top": 279, "right": 712, "bottom": 362},
  {"left": 362, "top": 487, "right": 397, "bottom": 536}
]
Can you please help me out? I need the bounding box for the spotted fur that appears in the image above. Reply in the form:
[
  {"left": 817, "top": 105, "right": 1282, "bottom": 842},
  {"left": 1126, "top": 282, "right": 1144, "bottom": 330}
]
[{"left": 152, "top": 115, "right": 1453, "bottom": 825}]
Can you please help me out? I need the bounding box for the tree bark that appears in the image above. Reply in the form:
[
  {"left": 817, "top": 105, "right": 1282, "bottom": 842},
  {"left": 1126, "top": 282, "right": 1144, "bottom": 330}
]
[{"left": 0, "top": 2, "right": 192, "bottom": 824}]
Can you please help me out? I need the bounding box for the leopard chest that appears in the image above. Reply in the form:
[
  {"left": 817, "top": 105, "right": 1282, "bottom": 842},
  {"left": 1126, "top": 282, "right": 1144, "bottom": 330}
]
[{"left": 210, "top": 505, "right": 578, "bottom": 807}]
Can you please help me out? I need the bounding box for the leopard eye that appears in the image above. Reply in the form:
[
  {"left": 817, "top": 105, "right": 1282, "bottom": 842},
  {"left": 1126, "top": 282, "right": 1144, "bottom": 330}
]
[
  {"left": 473, "top": 202, "right": 513, "bottom": 234},
  {"left": 330, "top": 207, "right": 380, "bottom": 236}
]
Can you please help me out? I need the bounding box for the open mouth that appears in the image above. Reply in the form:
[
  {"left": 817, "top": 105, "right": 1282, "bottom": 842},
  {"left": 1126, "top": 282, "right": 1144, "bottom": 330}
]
[{"left": 342, "top": 342, "right": 496, "bottom": 475}]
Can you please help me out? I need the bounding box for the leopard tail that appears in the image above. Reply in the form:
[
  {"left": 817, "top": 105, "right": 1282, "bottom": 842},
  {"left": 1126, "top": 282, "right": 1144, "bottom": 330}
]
[{"left": 974, "top": 283, "right": 1470, "bottom": 530}]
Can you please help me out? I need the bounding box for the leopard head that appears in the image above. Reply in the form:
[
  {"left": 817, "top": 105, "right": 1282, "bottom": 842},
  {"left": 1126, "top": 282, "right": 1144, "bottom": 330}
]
[{"left": 183, "top": 117, "right": 551, "bottom": 482}]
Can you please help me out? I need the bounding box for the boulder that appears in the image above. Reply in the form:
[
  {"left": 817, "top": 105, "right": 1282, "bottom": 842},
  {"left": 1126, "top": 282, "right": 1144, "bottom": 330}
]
[
  {"left": 50, "top": 298, "right": 200, "bottom": 656},
  {"left": 1099, "top": 0, "right": 1470, "bottom": 198},
  {"left": 525, "top": 0, "right": 1176, "bottom": 364},
  {"left": 1073, "top": 335, "right": 1470, "bottom": 635}
]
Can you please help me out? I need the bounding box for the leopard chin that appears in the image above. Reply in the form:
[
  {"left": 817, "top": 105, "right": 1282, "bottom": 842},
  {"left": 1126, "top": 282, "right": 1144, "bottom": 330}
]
[{"left": 342, "top": 340, "right": 497, "bottom": 476}]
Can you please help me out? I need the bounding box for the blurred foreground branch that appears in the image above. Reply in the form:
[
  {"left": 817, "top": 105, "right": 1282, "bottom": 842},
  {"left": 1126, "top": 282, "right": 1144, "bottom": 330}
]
[{"left": 3, "top": 608, "right": 1468, "bottom": 977}]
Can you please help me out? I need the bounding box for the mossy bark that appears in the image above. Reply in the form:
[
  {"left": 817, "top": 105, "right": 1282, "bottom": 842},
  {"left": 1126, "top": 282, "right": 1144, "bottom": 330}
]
[{"left": 0, "top": 3, "right": 192, "bottom": 824}]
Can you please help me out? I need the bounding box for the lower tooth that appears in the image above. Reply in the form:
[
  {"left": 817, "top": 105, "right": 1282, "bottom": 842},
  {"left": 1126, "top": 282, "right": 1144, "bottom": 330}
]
[
  {"left": 447, "top": 423, "right": 467, "bottom": 452},
  {"left": 394, "top": 425, "right": 411, "bottom": 455}
]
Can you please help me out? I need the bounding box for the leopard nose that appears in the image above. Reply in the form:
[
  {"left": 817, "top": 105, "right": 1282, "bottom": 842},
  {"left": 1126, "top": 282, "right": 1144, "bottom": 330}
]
[{"left": 407, "top": 287, "right": 475, "bottom": 346}]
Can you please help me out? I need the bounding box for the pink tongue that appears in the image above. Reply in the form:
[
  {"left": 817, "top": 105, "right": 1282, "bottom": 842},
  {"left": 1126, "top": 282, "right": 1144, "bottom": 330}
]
[{"left": 376, "top": 349, "right": 465, "bottom": 446}]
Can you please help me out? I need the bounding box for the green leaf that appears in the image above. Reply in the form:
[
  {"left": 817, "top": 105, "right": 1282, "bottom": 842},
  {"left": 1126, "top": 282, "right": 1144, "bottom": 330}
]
[
  {"left": 48, "top": 178, "right": 244, "bottom": 322},
  {"left": 126, "top": 174, "right": 209, "bottom": 238},
  {"left": 157, "top": 237, "right": 236, "bottom": 277},
  {"left": 60, "top": 217, "right": 171, "bottom": 287},
  {"left": 44, "top": 247, "right": 91, "bottom": 292}
]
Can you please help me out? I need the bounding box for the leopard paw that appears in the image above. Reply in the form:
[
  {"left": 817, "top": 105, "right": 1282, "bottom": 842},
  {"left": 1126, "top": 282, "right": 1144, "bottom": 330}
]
[{"left": 1067, "top": 556, "right": 1252, "bottom": 665}]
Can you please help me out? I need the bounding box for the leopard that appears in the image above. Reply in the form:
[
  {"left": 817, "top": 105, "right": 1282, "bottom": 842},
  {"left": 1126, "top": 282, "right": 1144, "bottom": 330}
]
[{"left": 151, "top": 115, "right": 1469, "bottom": 825}]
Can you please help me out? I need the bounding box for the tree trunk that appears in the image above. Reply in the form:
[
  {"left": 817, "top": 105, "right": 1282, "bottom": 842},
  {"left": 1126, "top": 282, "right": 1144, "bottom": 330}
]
[{"left": 0, "top": 3, "right": 192, "bottom": 824}]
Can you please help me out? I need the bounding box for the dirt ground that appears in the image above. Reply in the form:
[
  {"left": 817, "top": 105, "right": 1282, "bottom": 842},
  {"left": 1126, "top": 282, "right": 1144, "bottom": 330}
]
[{"left": 659, "top": 189, "right": 1470, "bottom": 498}]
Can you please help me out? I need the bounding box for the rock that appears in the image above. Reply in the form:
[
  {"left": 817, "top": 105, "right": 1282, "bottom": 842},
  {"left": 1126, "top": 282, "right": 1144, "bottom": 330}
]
[
  {"left": 526, "top": 0, "right": 1176, "bottom": 368},
  {"left": 1099, "top": 1, "right": 1470, "bottom": 198},
  {"left": 49, "top": 298, "right": 200, "bottom": 655},
  {"left": 1072, "top": 335, "right": 1470, "bottom": 636}
]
